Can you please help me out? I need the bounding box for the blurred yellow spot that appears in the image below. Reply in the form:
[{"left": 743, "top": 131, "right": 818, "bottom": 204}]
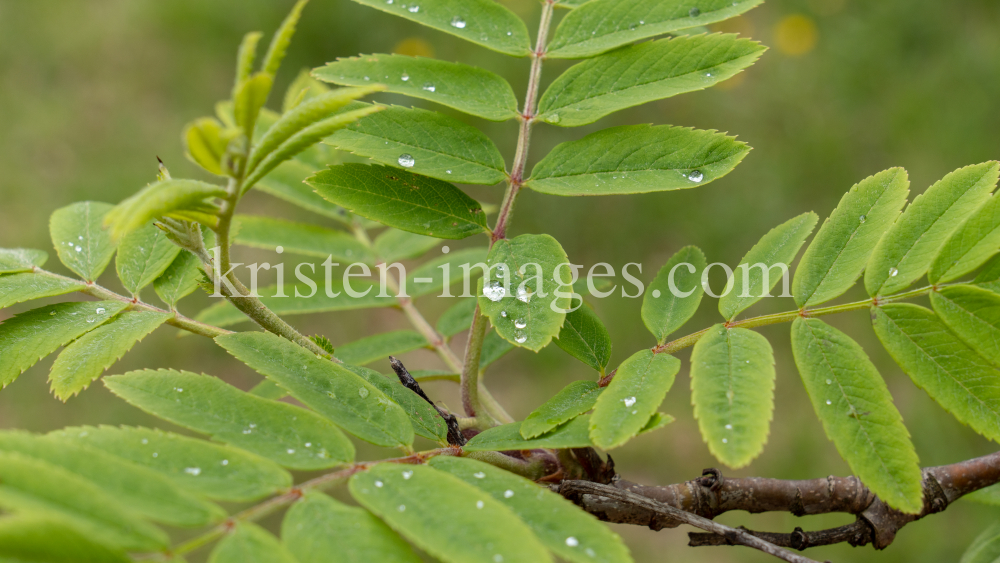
[
  {"left": 393, "top": 38, "right": 435, "bottom": 58},
  {"left": 774, "top": 14, "right": 818, "bottom": 56}
]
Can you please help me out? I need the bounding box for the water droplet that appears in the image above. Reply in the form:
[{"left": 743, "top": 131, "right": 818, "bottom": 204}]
[
  {"left": 363, "top": 76, "right": 370, "bottom": 81},
  {"left": 450, "top": 16, "right": 466, "bottom": 28},
  {"left": 689, "top": 6, "right": 701, "bottom": 16},
  {"left": 515, "top": 334, "right": 527, "bottom": 344},
  {"left": 566, "top": 537, "right": 579, "bottom": 547},
  {"left": 826, "top": 379, "right": 832, "bottom": 385},
  {"left": 500, "top": 311, "right": 507, "bottom": 318},
  {"left": 401, "top": 73, "right": 410, "bottom": 82},
  {"left": 422, "top": 83, "right": 435, "bottom": 92},
  {"left": 305, "top": 442, "right": 312, "bottom": 448},
  {"left": 95, "top": 307, "right": 106, "bottom": 314},
  {"left": 586, "top": 548, "right": 596, "bottom": 557},
  {"left": 725, "top": 424, "right": 733, "bottom": 430},
  {"left": 152, "top": 452, "right": 158, "bottom": 458},
  {"left": 629, "top": 23, "right": 637, "bottom": 30},
  {"left": 222, "top": 459, "right": 229, "bottom": 466},
  {"left": 446, "top": 169, "right": 452, "bottom": 174},
  {"left": 547, "top": 114, "right": 561, "bottom": 124},
  {"left": 889, "top": 267, "right": 899, "bottom": 277},
  {"left": 640, "top": 20, "right": 645, "bottom": 24},
  {"left": 474, "top": 472, "right": 486, "bottom": 479},
  {"left": 506, "top": 31, "right": 512, "bottom": 36},
  {"left": 375, "top": 480, "right": 384, "bottom": 488},
  {"left": 358, "top": 387, "right": 370, "bottom": 399},
  {"left": 78, "top": 235, "right": 84, "bottom": 240},
  {"left": 516, "top": 286, "right": 531, "bottom": 303},
  {"left": 75, "top": 246, "right": 82, "bottom": 252},
  {"left": 705, "top": 72, "right": 713, "bottom": 78},
  {"left": 652, "top": 289, "right": 662, "bottom": 298},
  {"left": 86, "top": 317, "right": 95, "bottom": 323},
  {"left": 398, "top": 504, "right": 407, "bottom": 511},
  {"left": 722, "top": 438, "right": 729, "bottom": 443},
  {"left": 826, "top": 400, "right": 833, "bottom": 405},
  {"left": 477, "top": 500, "right": 485, "bottom": 508},
  {"left": 504, "top": 490, "right": 514, "bottom": 498},
  {"left": 688, "top": 170, "right": 704, "bottom": 182},
  {"left": 140, "top": 438, "right": 148, "bottom": 445},
  {"left": 175, "top": 387, "right": 183, "bottom": 392},
  {"left": 386, "top": 0, "right": 393, "bottom": 4},
  {"left": 184, "top": 467, "right": 202, "bottom": 476},
  {"left": 398, "top": 154, "right": 416, "bottom": 168},
  {"left": 623, "top": 397, "right": 637, "bottom": 408},
  {"left": 859, "top": 215, "right": 867, "bottom": 223},
  {"left": 484, "top": 281, "right": 506, "bottom": 302},
  {"left": 402, "top": 470, "right": 413, "bottom": 480},
  {"left": 514, "top": 319, "right": 527, "bottom": 329},
  {"left": 494, "top": 556, "right": 504, "bottom": 563},
  {"left": 407, "top": 5, "right": 419, "bottom": 12},
  {"left": 287, "top": 448, "right": 296, "bottom": 454}
]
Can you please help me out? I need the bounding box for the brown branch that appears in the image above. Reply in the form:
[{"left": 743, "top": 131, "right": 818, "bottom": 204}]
[
  {"left": 559, "top": 481, "right": 827, "bottom": 563},
  {"left": 559, "top": 450, "right": 1000, "bottom": 551}
]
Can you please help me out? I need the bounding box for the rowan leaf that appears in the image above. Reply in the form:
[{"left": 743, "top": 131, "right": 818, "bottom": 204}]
[
  {"left": 642, "top": 246, "right": 706, "bottom": 343},
  {"left": 254, "top": 159, "right": 355, "bottom": 223},
  {"left": 234, "top": 72, "right": 273, "bottom": 139},
  {"left": 208, "top": 522, "right": 297, "bottom": 563},
  {"left": 0, "top": 514, "right": 130, "bottom": 563},
  {"left": 216, "top": 331, "right": 414, "bottom": 448},
  {"left": 51, "top": 425, "right": 291, "bottom": 503},
  {"left": 590, "top": 350, "right": 680, "bottom": 449},
  {"left": 375, "top": 228, "right": 442, "bottom": 262},
  {"left": 349, "top": 0, "right": 531, "bottom": 56},
  {"left": 866, "top": 162, "right": 998, "bottom": 296},
  {"left": 49, "top": 201, "right": 118, "bottom": 281},
  {"left": 116, "top": 223, "right": 182, "bottom": 296},
  {"left": 690, "top": 326, "right": 775, "bottom": 468},
  {"left": 282, "top": 491, "right": 421, "bottom": 563},
  {"left": 0, "top": 273, "right": 82, "bottom": 310},
  {"left": 309, "top": 164, "right": 490, "bottom": 239},
  {"left": 183, "top": 117, "right": 233, "bottom": 176},
  {"left": 538, "top": 34, "right": 765, "bottom": 127},
  {"left": 931, "top": 286, "right": 1000, "bottom": 367},
  {"left": 478, "top": 234, "right": 572, "bottom": 351},
  {"left": 260, "top": 0, "right": 309, "bottom": 77},
  {"left": 526, "top": 125, "right": 748, "bottom": 196},
  {"left": 406, "top": 247, "right": 488, "bottom": 297},
  {"left": 0, "top": 301, "right": 128, "bottom": 388},
  {"left": 0, "top": 248, "right": 48, "bottom": 274},
  {"left": 480, "top": 329, "right": 515, "bottom": 370},
  {"left": 314, "top": 55, "right": 519, "bottom": 121},
  {"left": 791, "top": 317, "right": 923, "bottom": 514},
  {"left": 335, "top": 330, "right": 429, "bottom": 366},
  {"left": 873, "top": 303, "right": 1000, "bottom": 442},
  {"left": 554, "top": 304, "right": 612, "bottom": 372},
  {"left": 437, "top": 298, "right": 477, "bottom": 337},
  {"left": 232, "top": 215, "right": 374, "bottom": 262},
  {"left": 154, "top": 251, "right": 204, "bottom": 307},
  {"left": 720, "top": 212, "right": 817, "bottom": 320},
  {"left": 960, "top": 522, "right": 1000, "bottom": 563},
  {"left": 349, "top": 464, "right": 552, "bottom": 563},
  {"left": 793, "top": 168, "right": 910, "bottom": 307},
  {"left": 521, "top": 380, "right": 603, "bottom": 439},
  {"left": 430, "top": 456, "right": 634, "bottom": 563},
  {"left": 105, "top": 180, "right": 226, "bottom": 240},
  {"left": 104, "top": 369, "right": 355, "bottom": 469},
  {"left": 929, "top": 192, "right": 1000, "bottom": 283},
  {"left": 328, "top": 105, "right": 507, "bottom": 185},
  {"left": 344, "top": 364, "right": 448, "bottom": 443},
  {"left": 546, "top": 0, "right": 764, "bottom": 59}
]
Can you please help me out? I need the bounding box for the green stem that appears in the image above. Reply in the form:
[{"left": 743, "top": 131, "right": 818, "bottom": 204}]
[{"left": 461, "top": 308, "right": 490, "bottom": 419}]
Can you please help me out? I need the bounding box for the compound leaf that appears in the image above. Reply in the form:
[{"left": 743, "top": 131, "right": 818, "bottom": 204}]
[
  {"left": 0, "top": 273, "right": 82, "bottom": 310},
  {"left": 642, "top": 246, "right": 706, "bottom": 343},
  {"left": 521, "top": 380, "right": 603, "bottom": 439},
  {"left": 116, "top": 223, "right": 182, "bottom": 296},
  {"left": 929, "top": 192, "right": 1000, "bottom": 283},
  {"left": 49, "top": 201, "right": 118, "bottom": 281},
  {"left": 554, "top": 304, "right": 612, "bottom": 372},
  {"left": 104, "top": 369, "right": 355, "bottom": 469},
  {"left": 154, "top": 251, "right": 204, "bottom": 307},
  {"left": 931, "top": 285, "right": 1000, "bottom": 367},
  {"left": 465, "top": 417, "right": 594, "bottom": 451},
  {"left": 590, "top": 350, "right": 679, "bottom": 449},
  {"left": 527, "top": 125, "right": 748, "bottom": 196},
  {"left": 105, "top": 180, "right": 226, "bottom": 240},
  {"left": 793, "top": 168, "right": 910, "bottom": 307},
  {"left": 792, "top": 317, "right": 923, "bottom": 514}
]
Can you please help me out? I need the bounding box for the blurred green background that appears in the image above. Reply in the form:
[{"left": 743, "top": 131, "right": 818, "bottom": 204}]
[{"left": 2, "top": 0, "right": 999, "bottom": 561}]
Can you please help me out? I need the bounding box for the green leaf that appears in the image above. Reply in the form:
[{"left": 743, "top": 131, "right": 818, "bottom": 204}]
[
  {"left": 873, "top": 304, "right": 1000, "bottom": 442},
  {"left": 411, "top": 369, "right": 459, "bottom": 382},
  {"left": 0, "top": 431, "right": 223, "bottom": 528},
  {"left": 195, "top": 281, "right": 395, "bottom": 328},
  {"left": 245, "top": 105, "right": 385, "bottom": 191},
  {"left": 51, "top": 425, "right": 291, "bottom": 503},
  {"left": 690, "top": 326, "right": 775, "bottom": 468},
  {"left": 521, "top": 380, "right": 603, "bottom": 439},
  {"left": 283, "top": 70, "right": 330, "bottom": 112},
  {"left": 464, "top": 416, "right": 595, "bottom": 451},
  {"left": 793, "top": 168, "right": 910, "bottom": 307},
  {"left": 208, "top": 522, "right": 297, "bottom": 563},
  {"left": 0, "top": 514, "right": 130, "bottom": 563},
  {"left": 233, "top": 32, "right": 263, "bottom": 95},
  {"left": 336, "top": 330, "right": 429, "bottom": 366},
  {"left": 0, "top": 273, "right": 82, "bottom": 310},
  {"left": 437, "top": 298, "right": 477, "bottom": 337},
  {"left": 104, "top": 369, "right": 355, "bottom": 469},
  {"left": 328, "top": 105, "right": 507, "bottom": 185},
  {"left": 49, "top": 311, "right": 171, "bottom": 400},
  {"left": 967, "top": 484, "right": 1000, "bottom": 508},
  {"left": 254, "top": 159, "right": 355, "bottom": 223},
  {"left": 310, "top": 164, "right": 490, "bottom": 239},
  {"left": 640, "top": 412, "right": 675, "bottom": 434},
  {"left": 49, "top": 201, "right": 118, "bottom": 281},
  {"left": 184, "top": 117, "right": 233, "bottom": 176},
  {"left": 526, "top": 125, "right": 749, "bottom": 195},
  {"left": 154, "top": 251, "right": 204, "bottom": 307},
  {"left": 431, "top": 457, "right": 632, "bottom": 563},
  {"left": 344, "top": 364, "right": 449, "bottom": 443},
  {"left": 0, "top": 451, "right": 168, "bottom": 551},
  {"left": 261, "top": 0, "right": 308, "bottom": 77},
  {"left": 589, "top": 350, "right": 679, "bottom": 449},
  {"left": 407, "top": 247, "right": 488, "bottom": 297},
  {"left": 232, "top": 215, "right": 374, "bottom": 262},
  {"left": 866, "top": 162, "right": 999, "bottom": 296},
  {"left": 478, "top": 234, "right": 572, "bottom": 351},
  {"left": 960, "top": 522, "right": 1000, "bottom": 563},
  {"left": 720, "top": 212, "right": 817, "bottom": 320},
  {"left": 216, "top": 332, "right": 414, "bottom": 448},
  {"left": 105, "top": 180, "right": 226, "bottom": 240},
  {"left": 282, "top": 491, "right": 421, "bottom": 563},
  {"left": 547, "top": 0, "right": 763, "bottom": 59},
  {"left": 932, "top": 285, "right": 1000, "bottom": 367},
  {"left": 314, "top": 55, "right": 519, "bottom": 121},
  {"left": 791, "top": 317, "right": 923, "bottom": 514},
  {"left": 555, "top": 304, "right": 612, "bottom": 372},
  {"left": 116, "top": 223, "right": 182, "bottom": 296},
  {"left": 350, "top": 464, "right": 552, "bottom": 563},
  {"left": 234, "top": 72, "right": 274, "bottom": 139},
  {"left": 480, "top": 329, "right": 515, "bottom": 370},
  {"left": 642, "top": 245, "right": 706, "bottom": 343},
  {"left": 537, "top": 34, "right": 765, "bottom": 126},
  {"left": 374, "top": 228, "right": 442, "bottom": 262},
  {"left": 0, "top": 248, "right": 48, "bottom": 274},
  {"left": 0, "top": 301, "right": 128, "bottom": 388},
  {"left": 349, "top": 0, "right": 530, "bottom": 56},
  {"left": 248, "top": 86, "right": 385, "bottom": 176},
  {"left": 929, "top": 193, "right": 1000, "bottom": 283}
]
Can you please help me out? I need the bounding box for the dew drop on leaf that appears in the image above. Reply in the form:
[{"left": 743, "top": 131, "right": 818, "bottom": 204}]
[
  {"left": 623, "top": 396, "right": 637, "bottom": 407},
  {"left": 503, "top": 490, "right": 514, "bottom": 498},
  {"left": 484, "top": 281, "right": 506, "bottom": 302},
  {"left": 95, "top": 307, "right": 106, "bottom": 314},
  {"left": 358, "top": 387, "right": 370, "bottom": 399},
  {"left": 515, "top": 334, "right": 527, "bottom": 344},
  {"left": 514, "top": 319, "right": 527, "bottom": 329},
  {"left": 184, "top": 467, "right": 202, "bottom": 476},
  {"left": 859, "top": 215, "right": 866, "bottom": 223},
  {"left": 398, "top": 504, "right": 406, "bottom": 511},
  {"left": 547, "top": 114, "right": 561, "bottom": 124},
  {"left": 407, "top": 5, "right": 419, "bottom": 12},
  {"left": 450, "top": 16, "right": 466, "bottom": 29},
  {"left": 689, "top": 6, "right": 701, "bottom": 16},
  {"left": 402, "top": 470, "right": 413, "bottom": 480},
  {"left": 375, "top": 480, "right": 384, "bottom": 488},
  {"left": 826, "top": 400, "right": 833, "bottom": 405},
  {"left": 476, "top": 500, "right": 484, "bottom": 509},
  {"left": 688, "top": 170, "right": 704, "bottom": 182},
  {"left": 422, "top": 83, "right": 435, "bottom": 92},
  {"left": 566, "top": 537, "right": 579, "bottom": 547},
  {"left": 474, "top": 471, "right": 486, "bottom": 479},
  {"left": 398, "top": 154, "right": 416, "bottom": 168},
  {"left": 889, "top": 267, "right": 899, "bottom": 277},
  {"left": 400, "top": 73, "right": 410, "bottom": 82}
]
